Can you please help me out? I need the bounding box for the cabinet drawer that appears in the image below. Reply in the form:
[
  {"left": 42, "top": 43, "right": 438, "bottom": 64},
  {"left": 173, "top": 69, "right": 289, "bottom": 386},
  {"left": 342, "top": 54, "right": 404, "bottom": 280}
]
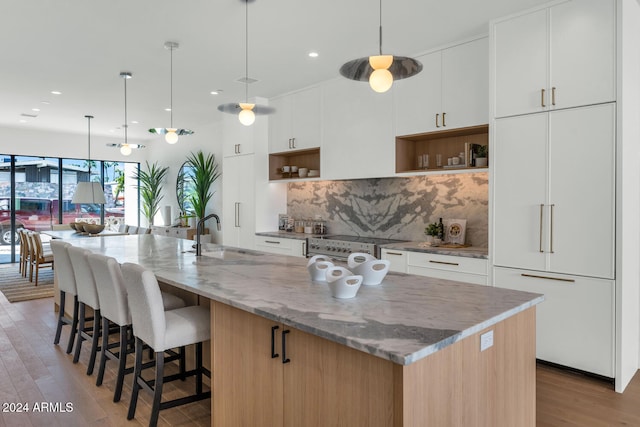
[
  {"left": 255, "top": 236, "right": 306, "bottom": 258},
  {"left": 407, "top": 266, "right": 488, "bottom": 286},
  {"left": 493, "top": 267, "right": 614, "bottom": 378},
  {"left": 407, "top": 252, "right": 488, "bottom": 275},
  {"left": 381, "top": 249, "right": 407, "bottom": 273}
]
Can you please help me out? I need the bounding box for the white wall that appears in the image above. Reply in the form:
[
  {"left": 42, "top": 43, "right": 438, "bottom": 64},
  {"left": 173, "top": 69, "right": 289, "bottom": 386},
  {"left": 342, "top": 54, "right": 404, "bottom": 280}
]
[
  {"left": 146, "top": 122, "right": 224, "bottom": 242},
  {"left": 616, "top": 0, "right": 640, "bottom": 393}
]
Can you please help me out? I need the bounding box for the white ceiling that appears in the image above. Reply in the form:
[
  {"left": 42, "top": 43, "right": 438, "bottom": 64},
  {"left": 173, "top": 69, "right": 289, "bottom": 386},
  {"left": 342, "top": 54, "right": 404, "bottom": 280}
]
[{"left": 1, "top": 0, "right": 548, "bottom": 142}]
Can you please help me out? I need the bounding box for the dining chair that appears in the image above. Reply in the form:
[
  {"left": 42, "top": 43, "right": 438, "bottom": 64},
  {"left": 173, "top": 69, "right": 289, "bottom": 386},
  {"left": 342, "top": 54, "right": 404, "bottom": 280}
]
[
  {"left": 51, "top": 240, "right": 79, "bottom": 354},
  {"left": 68, "top": 246, "right": 103, "bottom": 375},
  {"left": 88, "top": 253, "right": 187, "bottom": 403},
  {"left": 18, "top": 229, "right": 29, "bottom": 277},
  {"left": 28, "top": 232, "right": 54, "bottom": 286},
  {"left": 122, "top": 262, "right": 210, "bottom": 427}
]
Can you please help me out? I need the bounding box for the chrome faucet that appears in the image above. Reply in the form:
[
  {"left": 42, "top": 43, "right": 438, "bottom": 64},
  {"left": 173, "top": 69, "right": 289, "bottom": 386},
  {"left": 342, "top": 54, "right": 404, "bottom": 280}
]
[{"left": 195, "top": 213, "right": 221, "bottom": 256}]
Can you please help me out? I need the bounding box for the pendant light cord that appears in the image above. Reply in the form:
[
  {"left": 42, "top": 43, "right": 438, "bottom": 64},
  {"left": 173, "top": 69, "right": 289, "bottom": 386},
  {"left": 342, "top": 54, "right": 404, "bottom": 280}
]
[
  {"left": 86, "top": 115, "right": 92, "bottom": 174},
  {"left": 124, "top": 77, "right": 128, "bottom": 145},
  {"left": 378, "top": 0, "right": 383, "bottom": 55},
  {"left": 170, "top": 45, "right": 174, "bottom": 128},
  {"left": 245, "top": 0, "right": 249, "bottom": 103}
]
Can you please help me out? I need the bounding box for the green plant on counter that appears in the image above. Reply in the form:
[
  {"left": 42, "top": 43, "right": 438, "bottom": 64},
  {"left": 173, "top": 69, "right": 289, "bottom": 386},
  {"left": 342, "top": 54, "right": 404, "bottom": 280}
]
[
  {"left": 132, "top": 161, "right": 169, "bottom": 225},
  {"left": 425, "top": 222, "right": 439, "bottom": 237},
  {"left": 185, "top": 150, "right": 221, "bottom": 220}
]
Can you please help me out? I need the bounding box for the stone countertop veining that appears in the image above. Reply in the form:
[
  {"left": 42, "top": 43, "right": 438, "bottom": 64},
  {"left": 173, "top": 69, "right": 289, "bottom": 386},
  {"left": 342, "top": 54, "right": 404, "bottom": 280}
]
[
  {"left": 64, "top": 234, "right": 541, "bottom": 366},
  {"left": 382, "top": 241, "right": 489, "bottom": 259}
]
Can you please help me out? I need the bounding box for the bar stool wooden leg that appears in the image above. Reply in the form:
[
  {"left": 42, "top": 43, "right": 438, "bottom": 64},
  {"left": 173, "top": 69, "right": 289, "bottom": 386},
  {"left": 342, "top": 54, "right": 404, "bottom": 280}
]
[
  {"left": 113, "top": 325, "right": 129, "bottom": 402},
  {"left": 66, "top": 296, "right": 79, "bottom": 354},
  {"left": 87, "top": 309, "right": 101, "bottom": 375},
  {"left": 127, "top": 337, "right": 144, "bottom": 421},
  {"left": 96, "top": 316, "right": 110, "bottom": 387},
  {"left": 54, "top": 291, "right": 66, "bottom": 345},
  {"left": 150, "top": 351, "right": 165, "bottom": 427},
  {"left": 73, "top": 303, "right": 86, "bottom": 363}
]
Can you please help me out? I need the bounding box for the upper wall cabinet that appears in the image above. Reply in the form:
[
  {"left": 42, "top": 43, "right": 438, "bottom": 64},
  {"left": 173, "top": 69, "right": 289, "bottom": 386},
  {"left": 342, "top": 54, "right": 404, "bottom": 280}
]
[
  {"left": 394, "top": 37, "right": 489, "bottom": 136},
  {"left": 492, "top": 0, "right": 616, "bottom": 118},
  {"left": 222, "top": 112, "right": 255, "bottom": 157},
  {"left": 269, "top": 86, "right": 321, "bottom": 153},
  {"left": 322, "top": 78, "right": 394, "bottom": 180}
]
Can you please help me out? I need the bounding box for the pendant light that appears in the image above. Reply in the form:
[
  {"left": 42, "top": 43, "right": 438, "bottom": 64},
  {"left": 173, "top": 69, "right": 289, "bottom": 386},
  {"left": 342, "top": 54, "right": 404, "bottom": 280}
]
[
  {"left": 108, "top": 72, "right": 145, "bottom": 156},
  {"left": 217, "top": 0, "right": 274, "bottom": 125},
  {"left": 72, "top": 115, "right": 107, "bottom": 205},
  {"left": 339, "top": 0, "right": 422, "bottom": 93},
  {"left": 149, "top": 42, "right": 194, "bottom": 143}
]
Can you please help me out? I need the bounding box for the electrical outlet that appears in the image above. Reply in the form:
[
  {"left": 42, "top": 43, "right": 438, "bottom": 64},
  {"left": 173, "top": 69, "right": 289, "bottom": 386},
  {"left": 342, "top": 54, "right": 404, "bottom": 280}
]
[{"left": 480, "top": 330, "right": 494, "bottom": 352}]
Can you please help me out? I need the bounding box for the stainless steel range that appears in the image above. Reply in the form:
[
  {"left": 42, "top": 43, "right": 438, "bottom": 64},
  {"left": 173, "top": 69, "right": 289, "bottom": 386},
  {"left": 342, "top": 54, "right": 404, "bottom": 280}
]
[{"left": 307, "top": 235, "right": 407, "bottom": 261}]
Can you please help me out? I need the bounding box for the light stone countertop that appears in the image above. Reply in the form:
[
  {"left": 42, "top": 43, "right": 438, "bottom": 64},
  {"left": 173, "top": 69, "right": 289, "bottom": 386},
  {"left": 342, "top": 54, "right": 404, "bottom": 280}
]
[
  {"left": 255, "top": 230, "right": 323, "bottom": 240},
  {"left": 64, "top": 234, "right": 541, "bottom": 366},
  {"left": 381, "top": 241, "right": 489, "bottom": 259}
]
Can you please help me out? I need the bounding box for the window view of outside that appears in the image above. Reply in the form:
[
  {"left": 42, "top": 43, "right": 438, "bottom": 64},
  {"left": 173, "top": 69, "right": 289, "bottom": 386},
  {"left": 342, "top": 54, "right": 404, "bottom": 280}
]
[{"left": 0, "top": 155, "right": 139, "bottom": 263}]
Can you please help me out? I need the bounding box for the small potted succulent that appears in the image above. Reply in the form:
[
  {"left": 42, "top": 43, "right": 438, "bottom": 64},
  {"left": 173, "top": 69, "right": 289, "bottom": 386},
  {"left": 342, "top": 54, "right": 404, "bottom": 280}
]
[{"left": 424, "top": 222, "right": 439, "bottom": 245}]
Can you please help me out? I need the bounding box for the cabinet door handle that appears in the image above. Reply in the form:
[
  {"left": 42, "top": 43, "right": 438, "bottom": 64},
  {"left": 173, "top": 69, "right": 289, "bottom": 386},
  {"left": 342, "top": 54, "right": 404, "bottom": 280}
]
[
  {"left": 302, "top": 241, "right": 307, "bottom": 257},
  {"left": 549, "top": 204, "right": 555, "bottom": 254},
  {"left": 442, "top": 112, "right": 446, "bottom": 127},
  {"left": 288, "top": 138, "right": 292, "bottom": 149},
  {"left": 291, "top": 137, "right": 296, "bottom": 149},
  {"left": 270, "top": 325, "right": 279, "bottom": 358},
  {"left": 282, "top": 329, "right": 291, "bottom": 364},
  {"left": 428, "top": 260, "right": 459, "bottom": 266},
  {"left": 541, "top": 89, "right": 546, "bottom": 107},
  {"left": 539, "top": 204, "right": 544, "bottom": 253},
  {"left": 551, "top": 87, "right": 556, "bottom": 106},
  {"left": 521, "top": 273, "right": 575, "bottom": 283},
  {"left": 265, "top": 240, "right": 280, "bottom": 244},
  {"left": 234, "top": 202, "right": 240, "bottom": 227},
  {"left": 435, "top": 113, "right": 440, "bottom": 128},
  {"left": 385, "top": 251, "right": 404, "bottom": 256}
]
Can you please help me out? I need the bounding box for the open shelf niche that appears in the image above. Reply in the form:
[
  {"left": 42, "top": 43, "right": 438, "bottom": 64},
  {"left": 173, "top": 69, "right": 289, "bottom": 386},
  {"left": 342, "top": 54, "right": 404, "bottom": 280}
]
[
  {"left": 269, "top": 147, "right": 320, "bottom": 181},
  {"left": 396, "top": 124, "right": 489, "bottom": 173}
]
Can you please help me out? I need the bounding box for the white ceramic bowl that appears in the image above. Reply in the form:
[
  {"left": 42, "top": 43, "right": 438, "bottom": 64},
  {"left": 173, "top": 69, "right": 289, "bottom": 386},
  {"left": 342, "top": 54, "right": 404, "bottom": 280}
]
[
  {"left": 347, "top": 252, "right": 377, "bottom": 270},
  {"left": 298, "top": 168, "right": 308, "bottom": 178},
  {"left": 350, "top": 259, "right": 391, "bottom": 286},
  {"left": 307, "top": 255, "right": 332, "bottom": 267},
  {"left": 326, "top": 266, "right": 363, "bottom": 299},
  {"left": 307, "top": 260, "right": 334, "bottom": 282}
]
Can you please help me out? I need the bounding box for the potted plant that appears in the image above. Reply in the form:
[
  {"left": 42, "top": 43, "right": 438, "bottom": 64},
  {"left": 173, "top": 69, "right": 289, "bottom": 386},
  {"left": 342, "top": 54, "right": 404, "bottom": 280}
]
[
  {"left": 475, "top": 145, "right": 488, "bottom": 167},
  {"left": 176, "top": 161, "right": 193, "bottom": 226},
  {"left": 132, "top": 161, "right": 169, "bottom": 226},
  {"left": 424, "top": 222, "right": 439, "bottom": 244},
  {"left": 185, "top": 150, "right": 221, "bottom": 223}
]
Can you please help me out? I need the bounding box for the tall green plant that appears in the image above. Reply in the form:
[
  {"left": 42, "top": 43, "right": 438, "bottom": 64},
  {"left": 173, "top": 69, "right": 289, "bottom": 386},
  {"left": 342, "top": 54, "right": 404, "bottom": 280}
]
[
  {"left": 185, "top": 150, "right": 221, "bottom": 220},
  {"left": 132, "top": 161, "right": 169, "bottom": 225}
]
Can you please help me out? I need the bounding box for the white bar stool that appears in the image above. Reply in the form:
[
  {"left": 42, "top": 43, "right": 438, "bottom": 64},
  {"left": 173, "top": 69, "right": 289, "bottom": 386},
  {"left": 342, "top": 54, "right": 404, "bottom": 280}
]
[
  {"left": 122, "top": 262, "right": 210, "bottom": 427},
  {"left": 50, "top": 240, "right": 79, "bottom": 354}
]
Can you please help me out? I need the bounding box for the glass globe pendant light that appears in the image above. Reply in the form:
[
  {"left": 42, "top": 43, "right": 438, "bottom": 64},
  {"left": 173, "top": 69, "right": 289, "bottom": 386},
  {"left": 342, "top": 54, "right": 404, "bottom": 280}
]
[
  {"left": 340, "top": 0, "right": 422, "bottom": 93},
  {"left": 106, "top": 72, "right": 145, "bottom": 156},
  {"left": 149, "top": 42, "right": 194, "bottom": 143}
]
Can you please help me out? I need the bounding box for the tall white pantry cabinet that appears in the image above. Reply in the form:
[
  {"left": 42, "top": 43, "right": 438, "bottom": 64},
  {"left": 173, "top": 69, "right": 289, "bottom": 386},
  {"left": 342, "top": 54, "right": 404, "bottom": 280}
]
[{"left": 490, "top": 0, "right": 625, "bottom": 382}]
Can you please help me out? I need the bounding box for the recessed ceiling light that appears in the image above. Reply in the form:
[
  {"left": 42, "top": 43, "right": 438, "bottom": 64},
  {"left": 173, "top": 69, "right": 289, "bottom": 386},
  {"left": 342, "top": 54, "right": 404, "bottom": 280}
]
[
  {"left": 131, "top": 120, "right": 139, "bottom": 124},
  {"left": 32, "top": 108, "right": 40, "bottom": 112},
  {"left": 109, "top": 129, "right": 115, "bottom": 133},
  {"left": 41, "top": 101, "right": 50, "bottom": 105},
  {"left": 165, "top": 108, "right": 171, "bottom": 112},
  {"left": 210, "top": 91, "right": 219, "bottom": 95},
  {"left": 308, "top": 52, "right": 319, "bottom": 58},
  {"left": 19, "top": 119, "right": 27, "bottom": 123},
  {"left": 51, "top": 91, "right": 62, "bottom": 95}
]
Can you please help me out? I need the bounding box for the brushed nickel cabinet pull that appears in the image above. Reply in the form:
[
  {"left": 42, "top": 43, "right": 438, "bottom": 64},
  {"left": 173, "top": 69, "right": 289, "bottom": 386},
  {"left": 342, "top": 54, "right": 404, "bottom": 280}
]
[
  {"left": 302, "top": 241, "right": 307, "bottom": 257},
  {"left": 442, "top": 112, "right": 446, "bottom": 127},
  {"left": 551, "top": 87, "right": 556, "bottom": 106},
  {"left": 435, "top": 113, "right": 440, "bottom": 128},
  {"left": 521, "top": 273, "right": 575, "bottom": 283},
  {"left": 265, "top": 240, "right": 280, "bottom": 244},
  {"left": 234, "top": 202, "right": 240, "bottom": 227},
  {"left": 550, "top": 204, "right": 555, "bottom": 253},
  {"left": 541, "top": 88, "right": 546, "bottom": 107},
  {"left": 429, "top": 260, "right": 459, "bottom": 266},
  {"left": 386, "top": 252, "right": 404, "bottom": 256},
  {"left": 291, "top": 137, "right": 296, "bottom": 149},
  {"left": 539, "top": 204, "right": 544, "bottom": 253}
]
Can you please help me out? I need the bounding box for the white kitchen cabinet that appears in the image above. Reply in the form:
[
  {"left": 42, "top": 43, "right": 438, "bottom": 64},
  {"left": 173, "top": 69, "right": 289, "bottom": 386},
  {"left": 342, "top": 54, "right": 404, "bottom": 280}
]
[
  {"left": 222, "top": 105, "right": 255, "bottom": 157},
  {"left": 394, "top": 37, "right": 488, "bottom": 136},
  {"left": 493, "top": 266, "right": 614, "bottom": 378},
  {"left": 492, "top": 0, "right": 616, "bottom": 118},
  {"left": 150, "top": 225, "right": 200, "bottom": 240},
  {"left": 269, "top": 87, "right": 321, "bottom": 153},
  {"left": 255, "top": 235, "right": 307, "bottom": 258},
  {"left": 380, "top": 248, "right": 408, "bottom": 273},
  {"left": 407, "top": 252, "right": 488, "bottom": 286},
  {"left": 222, "top": 154, "right": 255, "bottom": 249},
  {"left": 321, "top": 77, "right": 394, "bottom": 180},
  {"left": 493, "top": 103, "right": 615, "bottom": 279}
]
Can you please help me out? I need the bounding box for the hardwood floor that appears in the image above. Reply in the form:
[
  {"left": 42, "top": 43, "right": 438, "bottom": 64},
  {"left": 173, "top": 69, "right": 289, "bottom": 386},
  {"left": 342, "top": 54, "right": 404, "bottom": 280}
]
[{"left": 1, "top": 282, "right": 639, "bottom": 426}]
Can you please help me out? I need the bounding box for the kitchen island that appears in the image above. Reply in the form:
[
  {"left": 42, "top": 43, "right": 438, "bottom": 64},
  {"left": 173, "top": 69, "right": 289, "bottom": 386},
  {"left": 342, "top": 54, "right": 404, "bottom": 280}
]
[{"left": 61, "top": 234, "right": 542, "bottom": 427}]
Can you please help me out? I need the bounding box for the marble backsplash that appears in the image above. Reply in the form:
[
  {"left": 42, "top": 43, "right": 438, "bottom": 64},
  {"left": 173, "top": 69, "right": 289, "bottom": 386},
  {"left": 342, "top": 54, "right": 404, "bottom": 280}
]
[{"left": 287, "top": 173, "right": 488, "bottom": 247}]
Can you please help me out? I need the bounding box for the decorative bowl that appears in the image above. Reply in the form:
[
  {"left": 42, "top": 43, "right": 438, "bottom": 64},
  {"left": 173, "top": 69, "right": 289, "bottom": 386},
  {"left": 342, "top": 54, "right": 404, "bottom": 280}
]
[
  {"left": 69, "top": 222, "right": 78, "bottom": 231},
  {"left": 326, "top": 266, "right": 363, "bottom": 299},
  {"left": 74, "top": 222, "right": 87, "bottom": 232},
  {"left": 83, "top": 224, "right": 105, "bottom": 234}
]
